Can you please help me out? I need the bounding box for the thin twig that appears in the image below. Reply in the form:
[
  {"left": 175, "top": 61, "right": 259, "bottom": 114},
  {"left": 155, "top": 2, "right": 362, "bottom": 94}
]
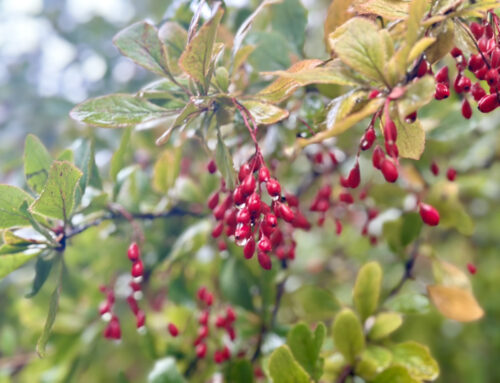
[{"left": 387, "top": 239, "right": 421, "bottom": 298}]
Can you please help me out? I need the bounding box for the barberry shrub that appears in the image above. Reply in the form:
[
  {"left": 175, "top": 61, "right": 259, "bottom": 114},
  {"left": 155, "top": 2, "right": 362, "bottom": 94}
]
[{"left": 1, "top": 0, "right": 499, "bottom": 381}]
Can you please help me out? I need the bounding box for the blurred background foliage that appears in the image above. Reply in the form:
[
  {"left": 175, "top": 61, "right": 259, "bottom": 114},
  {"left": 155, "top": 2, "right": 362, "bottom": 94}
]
[{"left": 1, "top": 0, "right": 500, "bottom": 382}]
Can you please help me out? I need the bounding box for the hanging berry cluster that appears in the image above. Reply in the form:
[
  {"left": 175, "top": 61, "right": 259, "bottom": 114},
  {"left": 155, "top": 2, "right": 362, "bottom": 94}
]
[
  {"left": 434, "top": 12, "right": 500, "bottom": 117},
  {"left": 98, "top": 242, "right": 147, "bottom": 341}
]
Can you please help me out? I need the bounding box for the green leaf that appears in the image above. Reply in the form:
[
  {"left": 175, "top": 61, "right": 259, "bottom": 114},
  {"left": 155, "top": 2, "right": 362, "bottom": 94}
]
[
  {"left": 385, "top": 293, "right": 430, "bottom": 315},
  {"left": 215, "top": 129, "right": 236, "bottom": 190},
  {"left": 287, "top": 323, "right": 325, "bottom": 381},
  {"left": 110, "top": 127, "right": 132, "bottom": 181},
  {"left": 354, "top": 261, "right": 382, "bottom": 322},
  {"left": 432, "top": 0, "right": 464, "bottom": 15},
  {"left": 220, "top": 257, "right": 255, "bottom": 311},
  {"left": 240, "top": 100, "right": 289, "bottom": 125},
  {"left": 113, "top": 21, "right": 170, "bottom": 77},
  {"left": 401, "top": 213, "right": 423, "bottom": 247},
  {"left": 74, "top": 139, "right": 99, "bottom": 206},
  {"left": 158, "top": 22, "right": 187, "bottom": 75},
  {"left": 153, "top": 147, "right": 182, "bottom": 194},
  {"left": 0, "top": 249, "right": 41, "bottom": 279},
  {"left": 247, "top": 32, "right": 291, "bottom": 72},
  {"left": 270, "top": 0, "right": 307, "bottom": 54},
  {"left": 386, "top": 112, "right": 425, "bottom": 160},
  {"left": 178, "top": 6, "right": 224, "bottom": 90},
  {"left": 391, "top": 341, "right": 439, "bottom": 381},
  {"left": 26, "top": 255, "right": 54, "bottom": 298},
  {"left": 167, "top": 220, "right": 211, "bottom": 263},
  {"left": 70, "top": 94, "right": 177, "bottom": 129},
  {"left": 332, "top": 309, "right": 365, "bottom": 363},
  {"left": 147, "top": 357, "right": 186, "bottom": 383},
  {"left": 57, "top": 149, "right": 74, "bottom": 163},
  {"left": 427, "top": 186, "right": 474, "bottom": 235},
  {"left": 372, "top": 366, "right": 420, "bottom": 383},
  {"left": 36, "top": 255, "right": 62, "bottom": 357},
  {"left": 24, "top": 134, "right": 53, "bottom": 194},
  {"left": 328, "top": 17, "right": 387, "bottom": 84},
  {"left": 268, "top": 345, "right": 311, "bottom": 383},
  {"left": 290, "top": 285, "right": 340, "bottom": 321},
  {"left": 0, "top": 185, "right": 34, "bottom": 229},
  {"left": 356, "top": 345, "right": 393, "bottom": 380},
  {"left": 30, "top": 161, "right": 83, "bottom": 222},
  {"left": 324, "top": 0, "right": 356, "bottom": 48},
  {"left": 426, "top": 20, "right": 455, "bottom": 63},
  {"left": 406, "top": 0, "right": 428, "bottom": 46},
  {"left": 225, "top": 359, "right": 254, "bottom": 383},
  {"left": 368, "top": 312, "right": 403, "bottom": 341},
  {"left": 155, "top": 102, "right": 201, "bottom": 145},
  {"left": 398, "top": 76, "right": 436, "bottom": 120}
]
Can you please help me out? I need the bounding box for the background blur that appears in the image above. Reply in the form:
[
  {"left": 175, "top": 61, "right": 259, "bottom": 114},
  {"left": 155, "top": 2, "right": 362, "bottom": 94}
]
[{"left": 1, "top": 1, "right": 500, "bottom": 382}]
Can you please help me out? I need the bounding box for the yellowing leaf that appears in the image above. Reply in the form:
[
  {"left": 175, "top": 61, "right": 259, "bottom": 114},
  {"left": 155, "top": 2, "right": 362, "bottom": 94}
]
[
  {"left": 391, "top": 341, "right": 440, "bottom": 381},
  {"left": 179, "top": 6, "right": 224, "bottom": 90},
  {"left": 406, "top": 0, "right": 428, "bottom": 46},
  {"left": 385, "top": 111, "right": 426, "bottom": 160},
  {"left": 328, "top": 18, "right": 388, "bottom": 84},
  {"left": 427, "top": 285, "right": 484, "bottom": 322},
  {"left": 324, "top": 0, "right": 356, "bottom": 50},
  {"left": 454, "top": 19, "right": 477, "bottom": 56},
  {"left": 356, "top": 0, "right": 410, "bottom": 20},
  {"left": 426, "top": 20, "right": 455, "bottom": 63},
  {"left": 373, "top": 366, "right": 420, "bottom": 383},
  {"left": 240, "top": 100, "right": 289, "bottom": 125},
  {"left": 408, "top": 37, "right": 437, "bottom": 63}
]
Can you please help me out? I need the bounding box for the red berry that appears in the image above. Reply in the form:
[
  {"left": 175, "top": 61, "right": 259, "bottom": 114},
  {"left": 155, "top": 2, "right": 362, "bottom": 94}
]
[
  {"left": 416, "top": 60, "right": 429, "bottom": 77},
  {"left": 247, "top": 193, "right": 261, "bottom": 215},
  {"left": 360, "top": 127, "right": 376, "bottom": 150},
  {"left": 235, "top": 224, "right": 251, "bottom": 242},
  {"left": 478, "top": 94, "right": 499, "bottom": 113},
  {"left": 385, "top": 141, "right": 399, "bottom": 159},
  {"left": 468, "top": 54, "right": 484, "bottom": 72},
  {"left": 372, "top": 146, "right": 385, "bottom": 169},
  {"left": 266, "top": 178, "right": 281, "bottom": 198},
  {"left": 227, "top": 326, "right": 236, "bottom": 341},
  {"left": 211, "top": 221, "right": 224, "bottom": 238},
  {"left": 233, "top": 187, "right": 245, "bottom": 206},
  {"left": 384, "top": 119, "right": 397, "bottom": 142},
  {"left": 226, "top": 307, "right": 236, "bottom": 322},
  {"left": 243, "top": 239, "right": 255, "bottom": 259},
  {"left": 222, "top": 346, "right": 231, "bottom": 360},
  {"left": 435, "top": 66, "right": 449, "bottom": 84},
  {"left": 339, "top": 192, "right": 354, "bottom": 204},
  {"left": 127, "top": 242, "right": 140, "bottom": 262},
  {"left": 197, "top": 286, "right": 207, "bottom": 301},
  {"left": 196, "top": 343, "right": 207, "bottom": 358},
  {"left": 380, "top": 159, "right": 398, "bottom": 183},
  {"left": 467, "top": 263, "right": 477, "bottom": 275},
  {"left": 475, "top": 66, "right": 488, "bottom": 80},
  {"left": 450, "top": 47, "right": 462, "bottom": 57},
  {"left": 205, "top": 293, "right": 214, "bottom": 306},
  {"left": 471, "top": 83, "right": 486, "bottom": 101},
  {"left": 265, "top": 213, "right": 278, "bottom": 227},
  {"left": 405, "top": 111, "right": 417, "bottom": 123},
  {"left": 207, "top": 160, "right": 217, "bottom": 174},
  {"left": 238, "top": 163, "right": 252, "bottom": 182},
  {"left": 136, "top": 310, "right": 146, "bottom": 328},
  {"left": 207, "top": 192, "right": 219, "bottom": 210},
  {"left": 485, "top": 23, "right": 494, "bottom": 38},
  {"left": 236, "top": 207, "right": 251, "bottom": 224},
  {"left": 491, "top": 47, "right": 500, "bottom": 68},
  {"left": 446, "top": 168, "right": 457, "bottom": 181},
  {"left": 430, "top": 161, "right": 439, "bottom": 176},
  {"left": 419, "top": 203, "right": 440, "bottom": 226},
  {"left": 241, "top": 174, "right": 256, "bottom": 196},
  {"left": 335, "top": 219, "right": 342, "bottom": 235},
  {"left": 434, "top": 83, "right": 450, "bottom": 100},
  {"left": 199, "top": 310, "right": 209, "bottom": 325},
  {"left": 277, "top": 202, "right": 295, "bottom": 223},
  {"left": 461, "top": 99, "right": 472, "bottom": 119},
  {"left": 369, "top": 89, "right": 380, "bottom": 99},
  {"left": 258, "top": 167, "right": 270, "bottom": 183},
  {"left": 218, "top": 240, "right": 227, "bottom": 251},
  {"left": 99, "top": 301, "right": 111, "bottom": 316},
  {"left": 455, "top": 75, "right": 471, "bottom": 93},
  {"left": 131, "top": 260, "right": 144, "bottom": 278},
  {"left": 346, "top": 163, "right": 361, "bottom": 188},
  {"left": 485, "top": 68, "right": 499, "bottom": 86},
  {"left": 127, "top": 295, "right": 139, "bottom": 315},
  {"left": 258, "top": 236, "right": 272, "bottom": 252},
  {"left": 168, "top": 323, "right": 179, "bottom": 337},
  {"left": 258, "top": 252, "right": 272, "bottom": 270},
  {"left": 470, "top": 22, "right": 484, "bottom": 39},
  {"left": 215, "top": 315, "right": 226, "bottom": 328},
  {"left": 214, "top": 350, "right": 224, "bottom": 364}
]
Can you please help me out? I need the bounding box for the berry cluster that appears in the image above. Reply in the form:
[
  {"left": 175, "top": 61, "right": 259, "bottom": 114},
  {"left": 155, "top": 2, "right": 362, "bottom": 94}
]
[
  {"left": 194, "top": 287, "right": 235, "bottom": 364},
  {"left": 208, "top": 155, "right": 309, "bottom": 270},
  {"left": 434, "top": 13, "right": 500, "bottom": 117}
]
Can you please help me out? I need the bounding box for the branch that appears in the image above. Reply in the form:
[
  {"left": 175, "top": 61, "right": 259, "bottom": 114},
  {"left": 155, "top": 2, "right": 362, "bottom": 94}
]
[
  {"left": 65, "top": 207, "right": 202, "bottom": 240},
  {"left": 336, "top": 365, "right": 353, "bottom": 383},
  {"left": 387, "top": 239, "right": 421, "bottom": 298}
]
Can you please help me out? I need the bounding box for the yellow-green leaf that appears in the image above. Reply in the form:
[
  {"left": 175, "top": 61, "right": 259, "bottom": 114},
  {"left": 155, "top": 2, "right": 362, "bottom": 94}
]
[
  {"left": 426, "top": 20, "right": 455, "bottom": 63},
  {"left": 0, "top": 249, "right": 42, "bottom": 279},
  {"left": 391, "top": 341, "right": 440, "bottom": 381},
  {"left": 398, "top": 75, "right": 436, "bottom": 119},
  {"left": 328, "top": 18, "right": 387, "bottom": 84},
  {"left": 368, "top": 312, "right": 403, "bottom": 340},
  {"left": 372, "top": 366, "right": 420, "bottom": 383},
  {"left": 427, "top": 285, "right": 484, "bottom": 322},
  {"left": 324, "top": 0, "right": 356, "bottom": 50},
  {"left": 113, "top": 21, "right": 170, "bottom": 77},
  {"left": 354, "top": 261, "right": 382, "bottom": 322},
  {"left": 30, "top": 161, "right": 83, "bottom": 222},
  {"left": 0, "top": 185, "right": 35, "bottom": 229},
  {"left": 240, "top": 100, "right": 289, "bottom": 125},
  {"left": 110, "top": 127, "right": 132, "bottom": 181},
  {"left": 268, "top": 345, "right": 311, "bottom": 383},
  {"left": 24, "top": 134, "right": 53, "bottom": 195},
  {"left": 406, "top": 0, "right": 428, "bottom": 46},
  {"left": 332, "top": 309, "right": 365, "bottom": 363},
  {"left": 408, "top": 37, "right": 437, "bottom": 63},
  {"left": 356, "top": 345, "right": 393, "bottom": 380},
  {"left": 385, "top": 112, "right": 425, "bottom": 160},
  {"left": 179, "top": 6, "right": 224, "bottom": 90},
  {"left": 155, "top": 102, "right": 201, "bottom": 145},
  {"left": 158, "top": 21, "right": 187, "bottom": 75},
  {"left": 356, "top": 0, "right": 410, "bottom": 20}
]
